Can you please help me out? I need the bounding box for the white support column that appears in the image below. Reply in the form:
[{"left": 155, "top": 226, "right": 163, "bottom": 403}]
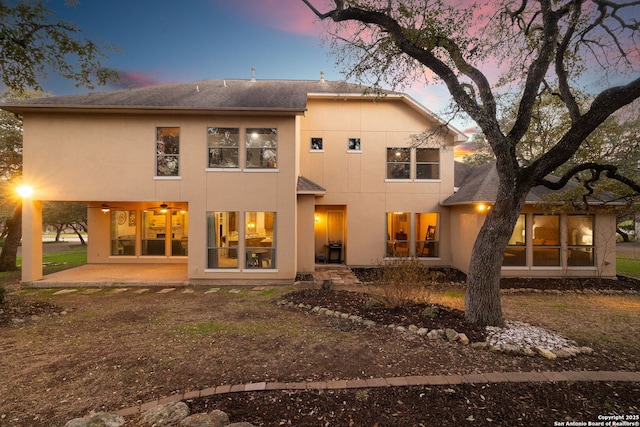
[{"left": 21, "top": 199, "right": 43, "bottom": 283}]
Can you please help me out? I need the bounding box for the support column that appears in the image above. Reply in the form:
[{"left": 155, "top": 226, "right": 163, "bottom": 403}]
[{"left": 21, "top": 199, "right": 43, "bottom": 283}]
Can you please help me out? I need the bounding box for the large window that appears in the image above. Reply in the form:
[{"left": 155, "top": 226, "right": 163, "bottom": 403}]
[
  {"left": 208, "top": 127, "right": 239, "bottom": 168},
  {"left": 245, "top": 212, "right": 276, "bottom": 268},
  {"left": 568, "top": 215, "right": 594, "bottom": 266},
  {"left": 156, "top": 127, "right": 180, "bottom": 176},
  {"left": 141, "top": 208, "right": 188, "bottom": 256},
  {"left": 416, "top": 148, "right": 439, "bottom": 180},
  {"left": 387, "top": 148, "right": 411, "bottom": 179},
  {"left": 386, "top": 212, "right": 410, "bottom": 257},
  {"left": 207, "top": 212, "right": 239, "bottom": 268},
  {"left": 110, "top": 210, "right": 137, "bottom": 256},
  {"left": 246, "top": 128, "right": 277, "bottom": 169},
  {"left": 503, "top": 214, "right": 526, "bottom": 266},
  {"left": 415, "top": 213, "right": 439, "bottom": 257},
  {"left": 533, "top": 215, "right": 560, "bottom": 266}
]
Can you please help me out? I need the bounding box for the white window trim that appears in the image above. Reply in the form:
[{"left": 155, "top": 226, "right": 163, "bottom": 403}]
[{"left": 154, "top": 176, "right": 182, "bottom": 181}]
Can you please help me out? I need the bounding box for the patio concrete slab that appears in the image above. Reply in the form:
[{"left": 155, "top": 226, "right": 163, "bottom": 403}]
[{"left": 25, "top": 264, "right": 189, "bottom": 288}]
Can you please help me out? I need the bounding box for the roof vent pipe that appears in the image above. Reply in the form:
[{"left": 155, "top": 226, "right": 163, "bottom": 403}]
[
  {"left": 251, "top": 66, "right": 256, "bottom": 82},
  {"left": 320, "top": 70, "right": 325, "bottom": 83}
]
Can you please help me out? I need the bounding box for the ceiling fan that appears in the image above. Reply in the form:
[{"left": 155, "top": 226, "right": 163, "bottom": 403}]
[
  {"left": 89, "top": 203, "right": 124, "bottom": 213},
  {"left": 145, "top": 203, "right": 177, "bottom": 212}
]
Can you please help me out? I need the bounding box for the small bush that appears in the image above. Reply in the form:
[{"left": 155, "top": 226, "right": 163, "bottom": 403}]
[{"left": 376, "top": 257, "right": 436, "bottom": 308}]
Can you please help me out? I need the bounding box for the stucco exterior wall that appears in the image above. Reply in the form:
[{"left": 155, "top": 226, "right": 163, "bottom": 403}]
[
  {"left": 22, "top": 112, "right": 299, "bottom": 281},
  {"left": 300, "top": 97, "right": 457, "bottom": 267}
]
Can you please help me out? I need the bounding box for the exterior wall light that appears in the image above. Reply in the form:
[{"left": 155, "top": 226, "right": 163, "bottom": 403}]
[{"left": 16, "top": 185, "right": 34, "bottom": 198}]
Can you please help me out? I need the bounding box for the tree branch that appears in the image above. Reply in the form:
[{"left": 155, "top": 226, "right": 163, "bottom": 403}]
[{"left": 538, "top": 162, "right": 640, "bottom": 197}]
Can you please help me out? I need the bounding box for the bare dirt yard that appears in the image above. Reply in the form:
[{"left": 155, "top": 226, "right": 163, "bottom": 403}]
[{"left": 1, "top": 271, "right": 639, "bottom": 426}]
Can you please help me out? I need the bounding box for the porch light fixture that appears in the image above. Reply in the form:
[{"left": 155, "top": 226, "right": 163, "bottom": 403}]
[
  {"left": 476, "top": 203, "right": 490, "bottom": 213},
  {"left": 315, "top": 214, "right": 320, "bottom": 222},
  {"left": 16, "top": 185, "right": 34, "bottom": 198},
  {"left": 101, "top": 204, "right": 111, "bottom": 213}
]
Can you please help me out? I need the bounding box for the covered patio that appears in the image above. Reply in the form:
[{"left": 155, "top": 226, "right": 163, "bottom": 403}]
[{"left": 24, "top": 264, "right": 189, "bottom": 288}]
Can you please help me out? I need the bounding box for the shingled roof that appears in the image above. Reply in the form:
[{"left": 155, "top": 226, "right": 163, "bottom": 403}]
[
  {"left": 1, "top": 79, "right": 395, "bottom": 113},
  {"left": 442, "top": 161, "right": 614, "bottom": 206}
]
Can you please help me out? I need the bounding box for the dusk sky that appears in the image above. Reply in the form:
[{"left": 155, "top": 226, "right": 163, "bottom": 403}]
[{"left": 35, "top": 0, "right": 470, "bottom": 133}]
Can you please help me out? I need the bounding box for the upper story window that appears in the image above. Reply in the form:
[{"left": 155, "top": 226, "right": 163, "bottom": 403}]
[
  {"left": 387, "top": 148, "right": 411, "bottom": 179},
  {"left": 416, "top": 148, "right": 440, "bottom": 180},
  {"left": 156, "top": 127, "right": 180, "bottom": 176},
  {"left": 246, "top": 128, "right": 278, "bottom": 169},
  {"left": 311, "top": 137, "right": 323, "bottom": 151},
  {"left": 208, "top": 127, "right": 239, "bottom": 168},
  {"left": 348, "top": 138, "right": 361, "bottom": 151}
]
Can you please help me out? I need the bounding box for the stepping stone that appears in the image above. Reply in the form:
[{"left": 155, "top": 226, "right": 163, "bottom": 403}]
[
  {"left": 204, "top": 288, "right": 220, "bottom": 294},
  {"left": 53, "top": 289, "right": 77, "bottom": 295},
  {"left": 252, "top": 286, "right": 267, "bottom": 291},
  {"left": 229, "top": 289, "right": 241, "bottom": 294},
  {"left": 110, "top": 288, "right": 128, "bottom": 294},
  {"left": 182, "top": 288, "right": 194, "bottom": 294},
  {"left": 133, "top": 289, "right": 149, "bottom": 294},
  {"left": 81, "top": 289, "right": 102, "bottom": 294},
  {"left": 157, "top": 288, "right": 176, "bottom": 294}
]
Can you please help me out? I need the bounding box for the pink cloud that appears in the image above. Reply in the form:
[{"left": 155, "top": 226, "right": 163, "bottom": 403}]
[
  {"left": 110, "top": 70, "right": 167, "bottom": 89},
  {"left": 212, "top": 0, "right": 323, "bottom": 37}
]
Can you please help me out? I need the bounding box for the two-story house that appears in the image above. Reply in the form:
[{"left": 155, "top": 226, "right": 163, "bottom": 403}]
[{"left": 3, "top": 77, "right": 618, "bottom": 285}]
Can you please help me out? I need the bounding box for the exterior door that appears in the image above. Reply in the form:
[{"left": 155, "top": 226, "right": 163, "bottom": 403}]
[{"left": 327, "top": 210, "right": 344, "bottom": 262}]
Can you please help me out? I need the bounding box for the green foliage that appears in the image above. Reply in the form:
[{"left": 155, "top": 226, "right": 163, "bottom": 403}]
[{"left": 0, "top": 0, "right": 119, "bottom": 91}]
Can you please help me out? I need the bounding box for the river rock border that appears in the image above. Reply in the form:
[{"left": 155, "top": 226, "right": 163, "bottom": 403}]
[{"left": 276, "top": 299, "right": 593, "bottom": 360}]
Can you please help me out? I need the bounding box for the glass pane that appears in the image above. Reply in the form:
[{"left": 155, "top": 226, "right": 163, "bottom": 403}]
[
  {"left": 142, "top": 210, "right": 167, "bottom": 256},
  {"left": 387, "top": 163, "right": 410, "bottom": 179},
  {"left": 568, "top": 215, "right": 593, "bottom": 246},
  {"left": 311, "top": 138, "right": 323, "bottom": 150},
  {"left": 386, "top": 212, "right": 409, "bottom": 257},
  {"left": 245, "top": 212, "right": 276, "bottom": 268},
  {"left": 416, "top": 164, "right": 439, "bottom": 179},
  {"left": 508, "top": 215, "right": 526, "bottom": 245},
  {"left": 156, "top": 127, "right": 179, "bottom": 176},
  {"left": 504, "top": 247, "right": 526, "bottom": 266},
  {"left": 246, "top": 128, "right": 278, "bottom": 169},
  {"left": 415, "top": 213, "right": 439, "bottom": 257},
  {"left": 416, "top": 148, "right": 439, "bottom": 162},
  {"left": 110, "top": 210, "right": 136, "bottom": 256},
  {"left": 533, "top": 248, "right": 560, "bottom": 266},
  {"left": 387, "top": 148, "right": 410, "bottom": 162},
  {"left": 533, "top": 215, "right": 560, "bottom": 246},
  {"left": 171, "top": 210, "right": 188, "bottom": 256},
  {"left": 207, "top": 212, "right": 239, "bottom": 268},
  {"left": 568, "top": 248, "right": 594, "bottom": 266},
  {"left": 209, "top": 147, "right": 239, "bottom": 168},
  {"left": 348, "top": 138, "right": 361, "bottom": 150},
  {"left": 208, "top": 127, "right": 239, "bottom": 147}
]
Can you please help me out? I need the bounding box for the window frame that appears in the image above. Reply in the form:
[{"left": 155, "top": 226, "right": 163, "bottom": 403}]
[
  {"left": 155, "top": 127, "right": 180, "bottom": 177},
  {"left": 386, "top": 147, "right": 411, "bottom": 180},
  {"left": 245, "top": 128, "right": 278, "bottom": 169},
  {"left": 207, "top": 127, "right": 240, "bottom": 169},
  {"left": 310, "top": 137, "right": 324, "bottom": 151},
  {"left": 415, "top": 148, "right": 440, "bottom": 180},
  {"left": 567, "top": 214, "right": 595, "bottom": 267},
  {"left": 347, "top": 137, "right": 361, "bottom": 152}
]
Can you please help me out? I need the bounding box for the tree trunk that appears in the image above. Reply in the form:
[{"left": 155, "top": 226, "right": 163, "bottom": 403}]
[
  {"left": 0, "top": 204, "right": 22, "bottom": 272},
  {"left": 616, "top": 228, "right": 629, "bottom": 242},
  {"left": 69, "top": 223, "right": 86, "bottom": 245},
  {"left": 464, "top": 189, "right": 528, "bottom": 327}
]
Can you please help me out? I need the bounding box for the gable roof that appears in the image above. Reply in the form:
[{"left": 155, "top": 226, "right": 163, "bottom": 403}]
[
  {"left": 0, "top": 79, "right": 393, "bottom": 113},
  {"left": 1, "top": 78, "right": 467, "bottom": 142},
  {"left": 442, "top": 161, "right": 617, "bottom": 206}
]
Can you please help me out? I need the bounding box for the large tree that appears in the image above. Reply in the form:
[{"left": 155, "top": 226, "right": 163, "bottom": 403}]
[
  {"left": 302, "top": 0, "right": 640, "bottom": 326},
  {"left": 0, "top": 0, "right": 118, "bottom": 91},
  {"left": 0, "top": 0, "right": 118, "bottom": 272}
]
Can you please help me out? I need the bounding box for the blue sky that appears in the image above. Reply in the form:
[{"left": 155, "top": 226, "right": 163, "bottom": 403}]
[{"left": 39, "top": 0, "right": 467, "bottom": 131}]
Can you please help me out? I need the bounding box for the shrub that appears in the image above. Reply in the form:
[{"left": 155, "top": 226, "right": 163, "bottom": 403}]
[{"left": 376, "top": 257, "right": 436, "bottom": 308}]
